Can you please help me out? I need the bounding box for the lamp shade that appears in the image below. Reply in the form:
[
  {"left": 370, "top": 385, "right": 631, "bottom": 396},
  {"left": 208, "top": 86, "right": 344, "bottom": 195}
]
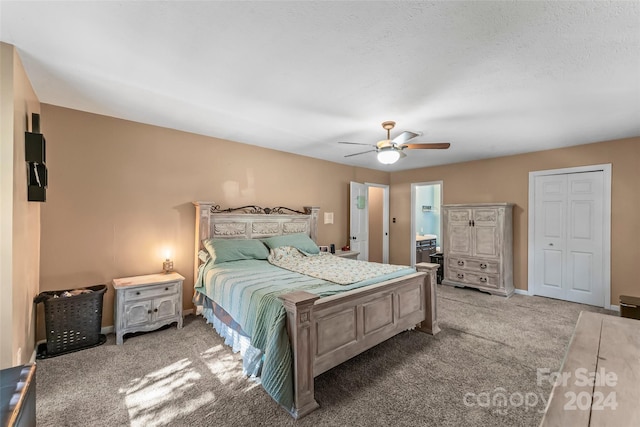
[{"left": 377, "top": 149, "right": 401, "bottom": 164}]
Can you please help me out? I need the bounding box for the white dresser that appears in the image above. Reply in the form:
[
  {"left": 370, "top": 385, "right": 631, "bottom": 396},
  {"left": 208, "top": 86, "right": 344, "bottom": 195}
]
[
  {"left": 442, "top": 203, "right": 514, "bottom": 296},
  {"left": 113, "top": 272, "right": 184, "bottom": 345}
]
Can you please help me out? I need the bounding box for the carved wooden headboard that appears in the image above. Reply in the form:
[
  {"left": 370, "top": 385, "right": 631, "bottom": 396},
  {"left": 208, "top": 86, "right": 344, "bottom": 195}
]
[{"left": 193, "top": 202, "right": 320, "bottom": 278}]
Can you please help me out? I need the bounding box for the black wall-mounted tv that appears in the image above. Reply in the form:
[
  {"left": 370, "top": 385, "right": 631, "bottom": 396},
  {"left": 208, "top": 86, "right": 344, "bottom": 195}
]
[{"left": 25, "top": 113, "right": 47, "bottom": 202}]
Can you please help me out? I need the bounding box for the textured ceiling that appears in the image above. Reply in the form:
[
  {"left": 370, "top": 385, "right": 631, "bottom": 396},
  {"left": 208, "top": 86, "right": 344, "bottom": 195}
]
[{"left": 1, "top": 1, "right": 639, "bottom": 171}]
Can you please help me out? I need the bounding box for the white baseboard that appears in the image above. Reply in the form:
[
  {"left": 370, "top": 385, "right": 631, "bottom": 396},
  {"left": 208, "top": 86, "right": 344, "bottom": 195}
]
[
  {"left": 512, "top": 288, "right": 619, "bottom": 313},
  {"left": 31, "top": 339, "right": 46, "bottom": 363},
  {"left": 101, "top": 325, "right": 114, "bottom": 335},
  {"left": 30, "top": 348, "right": 39, "bottom": 364},
  {"left": 514, "top": 289, "right": 621, "bottom": 312}
]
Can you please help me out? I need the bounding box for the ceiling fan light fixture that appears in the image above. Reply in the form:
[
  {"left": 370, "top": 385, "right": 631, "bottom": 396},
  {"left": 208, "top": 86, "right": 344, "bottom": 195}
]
[
  {"left": 339, "top": 119, "right": 450, "bottom": 163},
  {"left": 377, "top": 148, "right": 401, "bottom": 164}
]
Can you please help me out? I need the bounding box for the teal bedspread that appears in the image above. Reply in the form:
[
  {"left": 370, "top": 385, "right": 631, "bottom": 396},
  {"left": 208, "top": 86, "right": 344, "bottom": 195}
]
[{"left": 194, "top": 258, "right": 415, "bottom": 412}]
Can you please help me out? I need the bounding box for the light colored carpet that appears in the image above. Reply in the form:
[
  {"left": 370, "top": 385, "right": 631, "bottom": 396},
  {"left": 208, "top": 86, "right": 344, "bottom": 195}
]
[{"left": 35, "top": 285, "right": 613, "bottom": 426}]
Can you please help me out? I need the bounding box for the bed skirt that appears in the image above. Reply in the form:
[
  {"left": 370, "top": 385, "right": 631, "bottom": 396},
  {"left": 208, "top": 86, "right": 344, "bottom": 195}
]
[{"left": 195, "top": 293, "right": 264, "bottom": 379}]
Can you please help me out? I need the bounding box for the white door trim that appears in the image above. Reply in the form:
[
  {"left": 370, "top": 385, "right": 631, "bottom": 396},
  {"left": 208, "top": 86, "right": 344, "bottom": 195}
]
[
  {"left": 410, "top": 181, "right": 444, "bottom": 266},
  {"left": 366, "top": 182, "right": 390, "bottom": 263},
  {"left": 527, "top": 164, "right": 612, "bottom": 308},
  {"left": 349, "top": 181, "right": 369, "bottom": 261}
]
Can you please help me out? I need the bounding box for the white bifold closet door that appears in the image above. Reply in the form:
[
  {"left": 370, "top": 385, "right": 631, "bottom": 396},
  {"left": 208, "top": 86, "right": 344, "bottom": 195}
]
[{"left": 533, "top": 171, "right": 604, "bottom": 306}]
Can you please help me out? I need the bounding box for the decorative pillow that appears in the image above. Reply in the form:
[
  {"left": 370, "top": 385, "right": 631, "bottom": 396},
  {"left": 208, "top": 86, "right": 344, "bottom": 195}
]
[
  {"left": 268, "top": 246, "right": 305, "bottom": 263},
  {"left": 203, "top": 238, "right": 269, "bottom": 264},
  {"left": 262, "top": 233, "right": 320, "bottom": 254}
]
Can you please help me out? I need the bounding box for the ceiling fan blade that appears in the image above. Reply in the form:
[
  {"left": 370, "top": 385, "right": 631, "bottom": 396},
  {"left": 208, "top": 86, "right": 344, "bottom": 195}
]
[
  {"left": 392, "top": 131, "right": 420, "bottom": 145},
  {"left": 344, "top": 149, "right": 377, "bottom": 158},
  {"left": 399, "top": 151, "right": 407, "bottom": 158},
  {"left": 339, "top": 141, "right": 375, "bottom": 147},
  {"left": 402, "top": 143, "right": 451, "bottom": 150}
]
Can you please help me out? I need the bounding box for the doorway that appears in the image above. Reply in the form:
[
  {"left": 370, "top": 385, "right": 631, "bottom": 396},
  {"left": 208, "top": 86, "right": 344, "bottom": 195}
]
[
  {"left": 349, "top": 182, "right": 389, "bottom": 263},
  {"left": 528, "top": 164, "right": 611, "bottom": 308},
  {"left": 410, "top": 181, "right": 443, "bottom": 266}
]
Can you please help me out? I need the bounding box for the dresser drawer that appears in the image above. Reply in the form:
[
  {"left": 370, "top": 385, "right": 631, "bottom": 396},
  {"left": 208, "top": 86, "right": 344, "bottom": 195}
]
[
  {"left": 123, "top": 282, "right": 179, "bottom": 301},
  {"left": 446, "top": 268, "right": 500, "bottom": 289},
  {"left": 465, "top": 272, "right": 499, "bottom": 289},
  {"left": 448, "top": 257, "right": 499, "bottom": 274}
]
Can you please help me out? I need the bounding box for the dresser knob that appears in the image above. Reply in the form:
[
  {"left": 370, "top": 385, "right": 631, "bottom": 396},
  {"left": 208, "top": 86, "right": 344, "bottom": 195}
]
[
  {"left": 165, "top": 287, "right": 169, "bottom": 291},
  {"left": 136, "top": 291, "right": 141, "bottom": 295},
  {"left": 480, "top": 263, "right": 487, "bottom": 269},
  {"left": 457, "top": 260, "right": 464, "bottom": 266},
  {"left": 147, "top": 310, "right": 152, "bottom": 314},
  {"left": 479, "top": 277, "right": 488, "bottom": 283},
  {"left": 154, "top": 308, "right": 158, "bottom": 312},
  {"left": 457, "top": 273, "right": 464, "bottom": 279}
]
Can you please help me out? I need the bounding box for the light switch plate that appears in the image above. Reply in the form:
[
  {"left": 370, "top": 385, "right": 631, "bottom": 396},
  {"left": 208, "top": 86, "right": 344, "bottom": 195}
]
[{"left": 324, "top": 212, "right": 334, "bottom": 224}]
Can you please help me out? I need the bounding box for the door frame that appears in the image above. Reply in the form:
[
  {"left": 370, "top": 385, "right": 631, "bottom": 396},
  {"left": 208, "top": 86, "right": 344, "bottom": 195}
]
[
  {"left": 410, "top": 181, "right": 444, "bottom": 266},
  {"left": 350, "top": 182, "right": 390, "bottom": 263},
  {"left": 365, "top": 182, "right": 390, "bottom": 263},
  {"left": 527, "top": 164, "right": 612, "bottom": 309}
]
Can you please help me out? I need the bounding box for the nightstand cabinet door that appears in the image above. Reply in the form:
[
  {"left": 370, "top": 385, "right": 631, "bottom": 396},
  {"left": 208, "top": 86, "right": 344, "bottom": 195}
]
[
  {"left": 155, "top": 296, "right": 178, "bottom": 322},
  {"left": 124, "top": 300, "right": 153, "bottom": 327}
]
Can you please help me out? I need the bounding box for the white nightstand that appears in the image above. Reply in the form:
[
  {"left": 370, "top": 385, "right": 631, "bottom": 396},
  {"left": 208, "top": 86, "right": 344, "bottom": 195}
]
[
  {"left": 334, "top": 250, "right": 360, "bottom": 260},
  {"left": 113, "top": 272, "right": 184, "bottom": 345}
]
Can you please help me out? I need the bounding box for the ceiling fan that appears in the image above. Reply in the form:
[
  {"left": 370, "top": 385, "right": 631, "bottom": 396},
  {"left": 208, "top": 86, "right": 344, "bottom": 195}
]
[{"left": 339, "top": 121, "right": 450, "bottom": 164}]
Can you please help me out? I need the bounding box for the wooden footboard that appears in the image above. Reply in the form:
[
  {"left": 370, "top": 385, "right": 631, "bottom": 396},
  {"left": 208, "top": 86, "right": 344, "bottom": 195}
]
[{"left": 280, "top": 264, "right": 440, "bottom": 419}]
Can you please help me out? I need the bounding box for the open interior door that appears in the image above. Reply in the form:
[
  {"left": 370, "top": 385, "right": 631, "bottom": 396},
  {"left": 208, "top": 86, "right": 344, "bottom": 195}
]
[{"left": 349, "top": 182, "right": 369, "bottom": 261}]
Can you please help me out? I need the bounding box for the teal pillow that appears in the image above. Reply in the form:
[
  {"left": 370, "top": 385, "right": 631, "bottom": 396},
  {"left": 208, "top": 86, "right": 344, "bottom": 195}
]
[
  {"left": 262, "top": 233, "right": 320, "bottom": 255},
  {"left": 203, "top": 239, "right": 269, "bottom": 264}
]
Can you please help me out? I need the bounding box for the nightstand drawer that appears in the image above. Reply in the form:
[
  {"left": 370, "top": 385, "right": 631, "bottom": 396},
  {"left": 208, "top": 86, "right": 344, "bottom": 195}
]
[{"left": 123, "top": 282, "right": 179, "bottom": 301}]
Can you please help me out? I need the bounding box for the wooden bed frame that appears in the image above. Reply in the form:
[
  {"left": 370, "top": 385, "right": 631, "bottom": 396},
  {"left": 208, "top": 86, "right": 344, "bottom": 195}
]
[{"left": 193, "top": 201, "right": 440, "bottom": 418}]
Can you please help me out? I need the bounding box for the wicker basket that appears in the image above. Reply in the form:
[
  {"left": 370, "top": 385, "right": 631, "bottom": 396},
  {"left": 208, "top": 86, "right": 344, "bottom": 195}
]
[{"left": 35, "top": 284, "right": 107, "bottom": 356}]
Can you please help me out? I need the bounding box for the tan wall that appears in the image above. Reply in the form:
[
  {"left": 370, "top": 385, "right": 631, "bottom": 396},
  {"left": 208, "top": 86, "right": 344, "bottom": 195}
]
[
  {"left": 32, "top": 103, "right": 640, "bottom": 340},
  {"left": 368, "top": 186, "right": 384, "bottom": 262},
  {"left": 390, "top": 137, "right": 640, "bottom": 304},
  {"left": 0, "top": 43, "right": 41, "bottom": 368},
  {"left": 39, "top": 104, "right": 389, "bottom": 334}
]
